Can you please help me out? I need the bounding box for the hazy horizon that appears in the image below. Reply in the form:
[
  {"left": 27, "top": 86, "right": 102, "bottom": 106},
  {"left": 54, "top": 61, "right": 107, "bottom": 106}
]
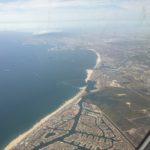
[{"left": 0, "top": 0, "right": 150, "bottom": 34}]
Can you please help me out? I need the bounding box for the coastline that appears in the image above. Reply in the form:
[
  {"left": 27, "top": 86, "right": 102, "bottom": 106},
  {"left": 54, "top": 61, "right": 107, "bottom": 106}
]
[
  {"left": 5, "top": 49, "right": 101, "bottom": 150},
  {"left": 85, "top": 49, "right": 101, "bottom": 83},
  {"left": 5, "top": 87, "right": 87, "bottom": 150},
  {"left": 85, "top": 69, "right": 93, "bottom": 83},
  {"left": 89, "top": 49, "right": 101, "bottom": 69}
]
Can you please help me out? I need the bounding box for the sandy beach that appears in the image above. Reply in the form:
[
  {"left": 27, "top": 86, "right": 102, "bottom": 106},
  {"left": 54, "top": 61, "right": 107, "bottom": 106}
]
[
  {"left": 85, "top": 69, "right": 93, "bottom": 83},
  {"left": 89, "top": 49, "right": 101, "bottom": 69},
  {"left": 5, "top": 49, "right": 101, "bottom": 150},
  {"left": 5, "top": 87, "right": 86, "bottom": 150},
  {"left": 94, "top": 51, "right": 101, "bottom": 69},
  {"left": 85, "top": 49, "right": 101, "bottom": 83}
]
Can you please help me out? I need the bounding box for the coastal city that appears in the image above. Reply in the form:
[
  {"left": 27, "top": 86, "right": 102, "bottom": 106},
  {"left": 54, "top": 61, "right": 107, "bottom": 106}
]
[
  {"left": 1, "top": 0, "right": 150, "bottom": 149},
  {"left": 6, "top": 100, "right": 134, "bottom": 150},
  {"left": 5, "top": 30, "right": 150, "bottom": 150}
]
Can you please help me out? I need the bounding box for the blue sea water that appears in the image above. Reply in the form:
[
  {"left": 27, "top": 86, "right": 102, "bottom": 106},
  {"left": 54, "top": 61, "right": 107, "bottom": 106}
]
[{"left": 0, "top": 32, "right": 96, "bottom": 149}]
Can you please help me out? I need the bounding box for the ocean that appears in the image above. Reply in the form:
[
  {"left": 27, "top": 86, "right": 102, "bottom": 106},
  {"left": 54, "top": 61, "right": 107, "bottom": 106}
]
[{"left": 0, "top": 32, "right": 96, "bottom": 149}]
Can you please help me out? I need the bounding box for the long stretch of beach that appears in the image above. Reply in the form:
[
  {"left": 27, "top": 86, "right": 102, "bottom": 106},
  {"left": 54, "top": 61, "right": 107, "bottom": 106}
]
[
  {"left": 85, "top": 49, "right": 101, "bottom": 83},
  {"left": 5, "top": 49, "right": 101, "bottom": 150},
  {"left": 5, "top": 87, "right": 86, "bottom": 150}
]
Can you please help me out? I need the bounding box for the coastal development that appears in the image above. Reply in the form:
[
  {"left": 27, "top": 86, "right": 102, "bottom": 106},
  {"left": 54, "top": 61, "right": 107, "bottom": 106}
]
[
  {"left": 1, "top": 0, "right": 150, "bottom": 149},
  {"left": 5, "top": 45, "right": 138, "bottom": 150},
  {"left": 6, "top": 101, "right": 134, "bottom": 150},
  {"left": 4, "top": 30, "right": 150, "bottom": 150},
  {"left": 5, "top": 33, "right": 150, "bottom": 149}
]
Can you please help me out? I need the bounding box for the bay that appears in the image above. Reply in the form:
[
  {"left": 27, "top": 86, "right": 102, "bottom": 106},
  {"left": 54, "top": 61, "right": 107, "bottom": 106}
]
[{"left": 0, "top": 32, "right": 96, "bottom": 149}]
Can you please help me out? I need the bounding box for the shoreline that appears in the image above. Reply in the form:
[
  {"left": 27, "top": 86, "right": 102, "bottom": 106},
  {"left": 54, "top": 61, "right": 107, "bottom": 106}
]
[
  {"left": 5, "top": 87, "right": 87, "bottom": 150},
  {"left": 5, "top": 49, "right": 101, "bottom": 150},
  {"left": 85, "top": 69, "right": 93, "bottom": 83},
  {"left": 88, "top": 49, "right": 101, "bottom": 69},
  {"left": 85, "top": 49, "right": 101, "bottom": 83}
]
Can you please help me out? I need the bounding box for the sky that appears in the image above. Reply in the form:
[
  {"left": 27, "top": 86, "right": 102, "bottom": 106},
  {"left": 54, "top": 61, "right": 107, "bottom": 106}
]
[{"left": 0, "top": 0, "right": 150, "bottom": 33}]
